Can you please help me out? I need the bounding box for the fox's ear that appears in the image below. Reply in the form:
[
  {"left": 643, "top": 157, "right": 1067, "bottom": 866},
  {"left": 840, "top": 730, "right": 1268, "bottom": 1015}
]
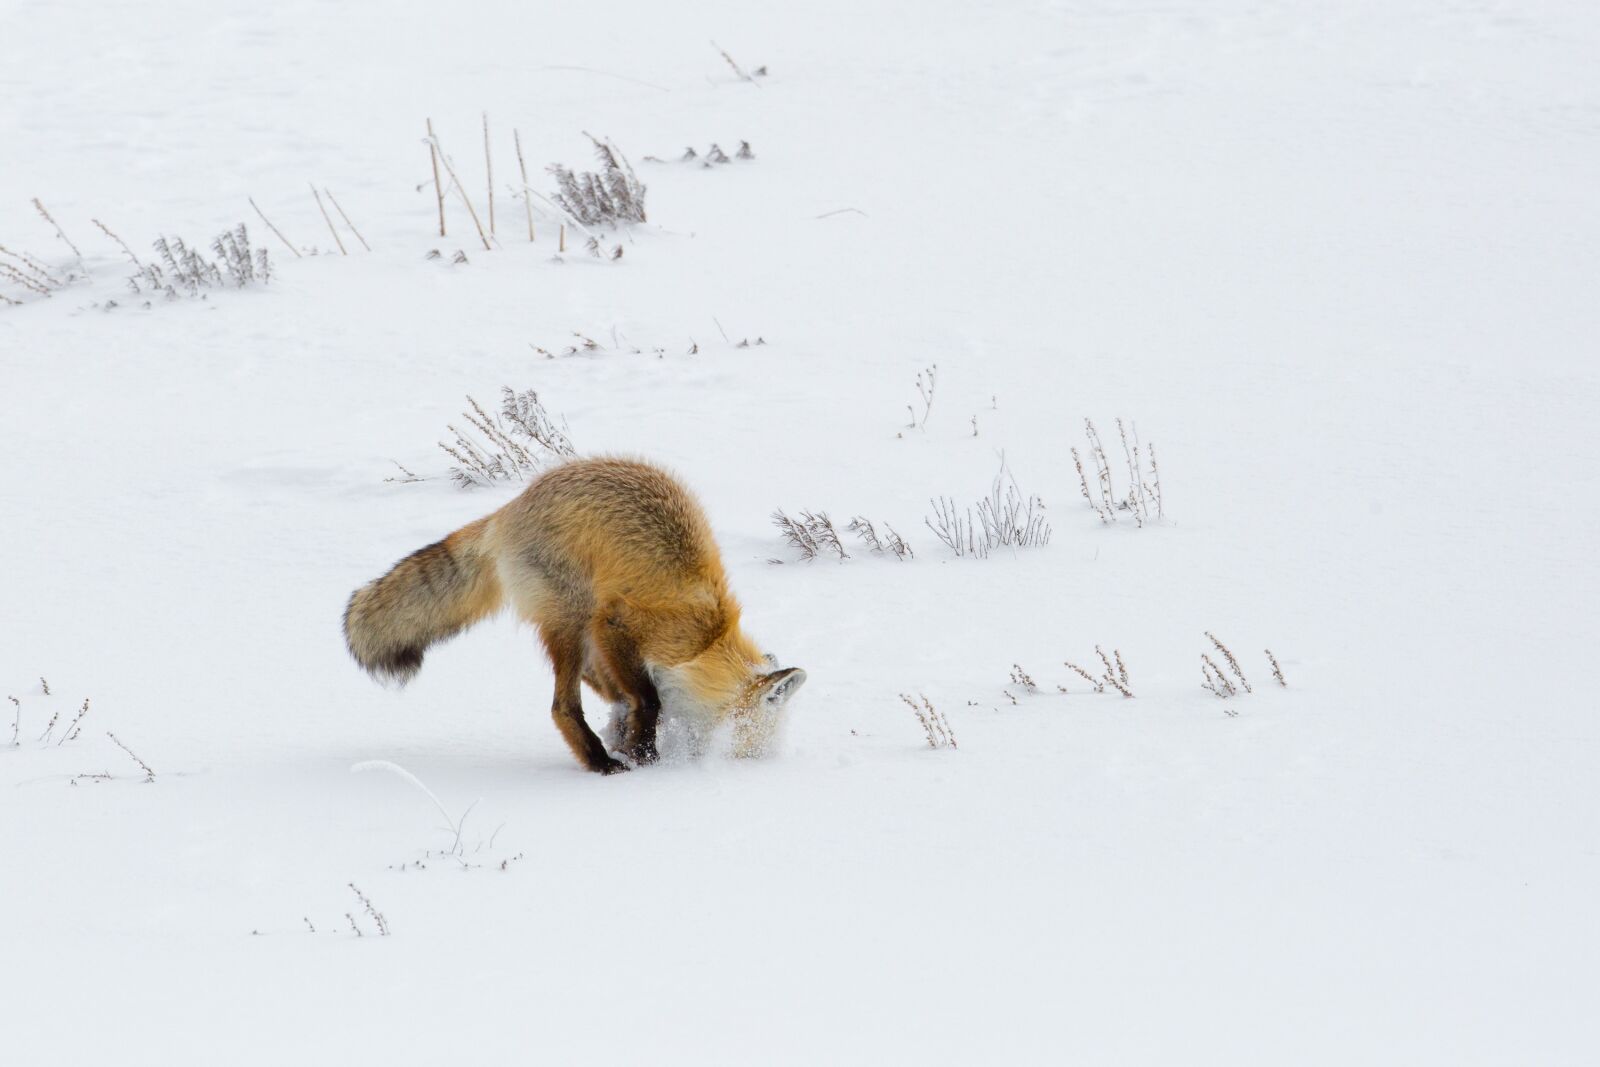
[{"left": 755, "top": 667, "right": 806, "bottom": 709}]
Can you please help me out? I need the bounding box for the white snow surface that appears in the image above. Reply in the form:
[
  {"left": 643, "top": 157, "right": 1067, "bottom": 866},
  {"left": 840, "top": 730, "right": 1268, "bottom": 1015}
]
[{"left": 3, "top": 0, "right": 1598, "bottom": 1062}]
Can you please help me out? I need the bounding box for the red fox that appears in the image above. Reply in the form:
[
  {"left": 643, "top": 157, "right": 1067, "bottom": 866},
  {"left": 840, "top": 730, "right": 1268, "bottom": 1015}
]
[{"left": 343, "top": 457, "right": 805, "bottom": 773}]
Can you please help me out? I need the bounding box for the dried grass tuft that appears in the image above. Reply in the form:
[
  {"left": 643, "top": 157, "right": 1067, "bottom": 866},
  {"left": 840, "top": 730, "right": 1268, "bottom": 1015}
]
[
  {"left": 439, "top": 387, "right": 575, "bottom": 488},
  {"left": 772, "top": 509, "right": 849, "bottom": 561},
  {"left": 0, "top": 243, "right": 78, "bottom": 302},
  {"left": 1266, "top": 649, "right": 1287, "bottom": 687},
  {"left": 901, "top": 693, "right": 956, "bottom": 749},
  {"left": 926, "top": 457, "right": 1050, "bottom": 559},
  {"left": 128, "top": 225, "right": 271, "bottom": 299},
  {"left": 1206, "top": 632, "right": 1251, "bottom": 694},
  {"left": 1071, "top": 418, "right": 1162, "bottom": 525},
  {"left": 550, "top": 133, "right": 646, "bottom": 226},
  {"left": 846, "top": 516, "right": 913, "bottom": 560},
  {"left": 348, "top": 883, "right": 390, "bottom": 936}
]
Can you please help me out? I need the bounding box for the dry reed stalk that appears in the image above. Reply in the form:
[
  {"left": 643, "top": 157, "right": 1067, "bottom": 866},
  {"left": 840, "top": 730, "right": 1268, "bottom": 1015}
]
[
  {"left": 32, "top": 198, "right": 83, "bottom": 260},
  {"left": 712, "top": 40, "right": 761, "bottom": 87},
  {"left": 249, "top": 197, "right": 302, "bottom": 258},
  {"left": 14, "top": 248, "right": 60, "bottom": 284},
  {"left": 1266, "top": 649, "right": 1287, "bottom": 687},
  {"left": 483, "top": 112, "right": 495, "bottom": 238},
  {"left": 1206, "top": 632, "right": 1251, "bottom": 693},
  {"left": 91, "top": 219, "right": 143, "bottom": 268},
  {"left": 1148, "top": 443, "right": 1163, "bottom": 518},
  {"left": 1116, "top": 418, "right": 1147, "bottom": 525},
  {"left": 349, "top": 883, "right": 390, "bottom": 936},
  {"left": 846, "top": 516, "right": 912, "bottom": 560},
  {"left": 1071, "top": 447, "right": 1106, "bottom": 522},
  {"left": 901, "top": 694, "right": 956, "bottom": 749},
  {"left": 427, "top": 118, "right": 446, "bottom": 237},
  {"left": 0, "top": 262, "right": 50, "bottom": 296},
  {"left": 58, "top": 698, "right": 89, "bottom": 745},
  {"left": 1201, "top": 655, "right": 1235, "bottom": 698},
  {"left": 559, "top": 224, "right": 566, "bottom": 253},
  {"left": 8, "top": 696, "right": 18, "bottom": 745},
  {"left": 323, "top": 189, "right": 371, "bottom": 251},
  {"left": 107, "top": 731, "right": 155, "bottom": 782},
  {"left": 310, "top": 185, "right": 347, "bottom": 255},
  {"left": 1096, "top": 645, "right": 1133, "bottom": 698},
  {"left": 429, "top": 128, "right": 492, "bottom": 251},
  {"left": 513, "top": 128, "right": 535, "bottom": 242},
  {"left": 1085, "top": 419, "right": 1116, "bottom": 517},
  {"left": 1063, "top": 660, "right": 1103, "bottom": 693},
  {"left": 926, "top": 696, "right": 956, "bottom": 748}
]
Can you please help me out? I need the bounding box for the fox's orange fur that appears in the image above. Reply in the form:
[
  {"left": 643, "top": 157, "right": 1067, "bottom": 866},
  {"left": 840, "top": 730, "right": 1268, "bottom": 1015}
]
[{"left": 344, "top": 457, "right": 805, "bottom": 773}]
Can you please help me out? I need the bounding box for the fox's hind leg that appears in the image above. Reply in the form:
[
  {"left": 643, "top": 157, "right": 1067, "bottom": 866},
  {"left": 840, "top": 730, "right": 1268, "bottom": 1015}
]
[
  {"left": 542, "top": 621, "right": 629, "bottom": 775},
  {"left": 589, "top": 616, "right": 662, "bottom": 765}
]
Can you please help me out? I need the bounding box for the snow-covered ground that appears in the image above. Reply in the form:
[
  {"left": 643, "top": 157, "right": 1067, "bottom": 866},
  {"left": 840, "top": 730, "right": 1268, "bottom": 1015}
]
[{"left": 3, "top": 0, "right": 1597, "bottom": 1062}]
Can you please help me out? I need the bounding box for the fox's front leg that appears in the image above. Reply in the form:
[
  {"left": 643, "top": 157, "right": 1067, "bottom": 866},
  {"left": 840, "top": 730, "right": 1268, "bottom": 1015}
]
[{"left": 590, "top": 616, "right": 661, "bottom": 765}]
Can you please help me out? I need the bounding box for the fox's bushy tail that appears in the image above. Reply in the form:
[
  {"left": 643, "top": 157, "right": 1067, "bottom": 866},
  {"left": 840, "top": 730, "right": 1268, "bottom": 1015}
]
[{"left": 343, "top": 518, "right": 503, "bottom": 684}]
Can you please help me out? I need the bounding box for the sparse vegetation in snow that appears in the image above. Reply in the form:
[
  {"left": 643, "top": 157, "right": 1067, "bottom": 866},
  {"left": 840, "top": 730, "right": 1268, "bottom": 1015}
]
[{"left": 437, "top": 387, "right": 576, "bottom": 488}]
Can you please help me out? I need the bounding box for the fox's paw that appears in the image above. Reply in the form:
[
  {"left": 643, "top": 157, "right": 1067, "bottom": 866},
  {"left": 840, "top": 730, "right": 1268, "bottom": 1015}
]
[
  {"left": 598, "top": 755, "right": 631, "bottom": 775},
  {"left": 623, "top": 738, "right": 660, "bottom": 766}
]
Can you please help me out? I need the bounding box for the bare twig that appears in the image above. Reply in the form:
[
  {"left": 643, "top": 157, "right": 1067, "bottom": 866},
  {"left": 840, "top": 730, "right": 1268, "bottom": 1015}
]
[
  {"left": 429, "top": 128, "right": 492, "bottom": 251},
  {"left": 483, "top": 112, "right": 495, "bottom": 238},
  {"left": 310, "top": 185, "right": 347, "bottom": 255},
  {"left": 249, "top": 197, "right": 302, "bottom": 258},
  {"left": 92, "top": 219, "right": 143, "bottom": 268},
  {"left": 712, "top": 40, "right": 761, "bottom": 87},
  {"left": 38, "top": 705, "right": 60, "bottom": 744},
  {"left": 908, "top": 364, "right": 937, "bottom": 429},
  {"left": 323, "top": 189, "right": 371, "bottom": 251},
  {"left": 1149, "top": 443, "right": 1163, "bottom": 519},
  {"left": 1063, "top": 661, "right": 1103, "bottom": 693},
  {"left": 32, "top": 198, "right": 83, "bottom": 261},
  {"left": 513, "top": 128, "right": 535, "bottom": 242},
  {"left": 427, "top": 118, "right": 446, "bottom": 237},
  {"left": 58, "top": 698, "right": 89, "bottom": 745},
  {"left": 107, "top": 731, "right": 155, "bottom": 782}
]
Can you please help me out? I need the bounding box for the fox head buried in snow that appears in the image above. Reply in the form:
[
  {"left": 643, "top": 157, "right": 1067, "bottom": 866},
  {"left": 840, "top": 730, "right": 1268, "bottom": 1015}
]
[
  {"left": 727, "top": 666, "right": 807, "bottom": 757},
  {"left": 756, "top": 666, "right": 806, "bottom": 706}
]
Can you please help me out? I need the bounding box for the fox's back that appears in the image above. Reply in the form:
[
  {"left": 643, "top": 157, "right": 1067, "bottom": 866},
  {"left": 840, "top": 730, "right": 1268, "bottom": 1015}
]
[{"left": 491, "top": 457, "right": 728, "bottom": 608}]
